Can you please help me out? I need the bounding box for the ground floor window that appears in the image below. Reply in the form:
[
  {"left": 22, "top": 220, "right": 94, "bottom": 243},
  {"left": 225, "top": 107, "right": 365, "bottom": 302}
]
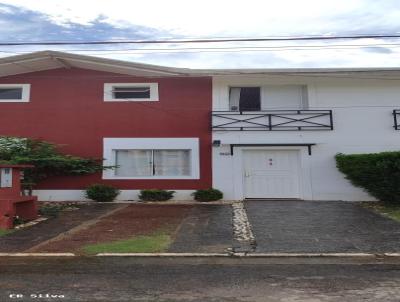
[
  {"left": 102, "top": 138, "right": 199, "bottom": 179},
  {"left": 115, "top": 149, "right": 191, "bottom": 177}
]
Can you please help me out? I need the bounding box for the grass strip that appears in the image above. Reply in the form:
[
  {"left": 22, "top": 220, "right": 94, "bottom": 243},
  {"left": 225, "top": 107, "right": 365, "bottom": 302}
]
[
  {"left": 0, "top": 229, "right": 14, "bottom": 237},
  {"left": 362, "top": 202, "right": 400, "bottom": 222},
  {"left": 81, "top": 233, "right": 172, "bottom": 254}
]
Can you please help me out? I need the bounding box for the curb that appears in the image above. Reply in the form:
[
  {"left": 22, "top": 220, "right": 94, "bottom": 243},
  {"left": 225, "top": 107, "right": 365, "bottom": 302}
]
[
  {"left": 0, "top": 253, "right": 75, "bottom": 257},
  {"left": 96, "top": 253, "right": 230, "bottom": 257},
  {"left": 0, "top": 252, "right": 398, "bottom": 257},
  {"left": 242, "top": 253, "right": 377, "bottom": 257}
]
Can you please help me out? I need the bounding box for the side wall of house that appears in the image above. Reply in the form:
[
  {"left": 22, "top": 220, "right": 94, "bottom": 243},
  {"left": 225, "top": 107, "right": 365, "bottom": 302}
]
[
  {"left": 0, "top": 68, "right": 212, "bottom": 200},
  {"left": 212, "top": 75, "right": 400, "bottom": 201}
]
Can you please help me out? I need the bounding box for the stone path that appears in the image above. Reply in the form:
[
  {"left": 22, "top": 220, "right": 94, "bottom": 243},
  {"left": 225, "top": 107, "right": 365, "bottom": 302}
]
[{"left": 231, "top": 202, "right": 255, "bottom": 252}]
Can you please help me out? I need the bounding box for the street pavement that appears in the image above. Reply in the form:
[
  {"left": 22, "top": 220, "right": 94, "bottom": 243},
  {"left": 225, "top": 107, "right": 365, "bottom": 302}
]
[{"left": 1, "top": 257, "right": 400, "bottom": 301}]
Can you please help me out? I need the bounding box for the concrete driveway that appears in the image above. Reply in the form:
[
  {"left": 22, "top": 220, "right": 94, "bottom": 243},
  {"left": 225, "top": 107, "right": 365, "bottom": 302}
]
[{"left": 245, "top": 200, "right": 400, "bottom": 253}]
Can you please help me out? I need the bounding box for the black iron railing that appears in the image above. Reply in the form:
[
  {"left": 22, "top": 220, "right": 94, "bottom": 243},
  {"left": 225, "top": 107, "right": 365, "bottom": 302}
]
[
  {"left": 394, "top": 110, "right": 400, "bottom": 130},
  {"left": 212, "top": 110, "right": 333, "bottom": 131}
]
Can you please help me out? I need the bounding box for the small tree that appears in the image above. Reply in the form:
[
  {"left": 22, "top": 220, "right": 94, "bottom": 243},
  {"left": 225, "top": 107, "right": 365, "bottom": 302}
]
[{"left": 0, "top": 136, "right": 111, "bottom": 194}]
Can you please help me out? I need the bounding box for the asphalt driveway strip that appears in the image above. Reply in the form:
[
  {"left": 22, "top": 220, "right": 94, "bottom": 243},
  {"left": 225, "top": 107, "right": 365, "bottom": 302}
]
[
  {"left": 245, "top": 200, "right": 400, "bottom": 253},
  {"left": 0, "top": 203, "right": 123, "bottom": 253},
  {"left": 167, "top": 205, "right": 233, "bottom": 253}
]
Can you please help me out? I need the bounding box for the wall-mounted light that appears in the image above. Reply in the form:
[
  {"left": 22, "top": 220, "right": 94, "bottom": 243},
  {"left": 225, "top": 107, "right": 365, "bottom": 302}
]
[{"left": 212, "top": 140, "right": 221, "bottom": 147}]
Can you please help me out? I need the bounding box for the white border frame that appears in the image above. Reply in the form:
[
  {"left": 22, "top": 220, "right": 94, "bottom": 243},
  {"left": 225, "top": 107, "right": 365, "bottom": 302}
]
[
  {"left": 232, "top": 146, "right": 313, "bottom": 200},
  {"left": 0, "top": 84, "right": 30, "bottom": 102},
  {"left": 104, "top": 83, "right": 159, "bottom": 102},
  {"left": 103, "top": 138, "right": 200, "bottom": 179}
]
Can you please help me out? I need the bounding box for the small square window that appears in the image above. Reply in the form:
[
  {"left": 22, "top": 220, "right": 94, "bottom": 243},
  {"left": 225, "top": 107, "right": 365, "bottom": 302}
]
[
  {"left": 104, "top": 83, "right": 158, "bottom": 102},
  {"left": 113, "top": 87, "right": 150, "bottom": 99},
  {"left": 0, "top": 88, "right": 22, "bottom": 100},
  {"left": 0, "top": 84, "right": 30, "bottom": 102}
]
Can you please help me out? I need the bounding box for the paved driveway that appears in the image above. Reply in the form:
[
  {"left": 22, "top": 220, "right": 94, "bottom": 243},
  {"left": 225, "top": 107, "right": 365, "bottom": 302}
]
[
  {"left": 245, "top": 200, "right": 400, "bottom": 253},
  {"left": 168, "top": 205, "right": 233, "bottom": 253}
]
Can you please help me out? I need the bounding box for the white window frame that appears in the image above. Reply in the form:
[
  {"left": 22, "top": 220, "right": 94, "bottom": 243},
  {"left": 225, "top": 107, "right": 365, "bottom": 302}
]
[
  {"left": 227, "top": 84, "right": 308, "bottom": 110},
  {"left": 103, "top": 138, "right": 200, "bottom": 179},
  {"left": 104, "top": 83, "right": 159, "bottom": 102},
  {"left": 0, "top": 84, "right": 30, "bottom": 102}
]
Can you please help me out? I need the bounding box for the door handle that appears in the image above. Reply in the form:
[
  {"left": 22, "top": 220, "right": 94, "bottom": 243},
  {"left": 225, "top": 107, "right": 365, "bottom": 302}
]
[{"left": 244, "top": 171, "right": 250, "bottom": 177}]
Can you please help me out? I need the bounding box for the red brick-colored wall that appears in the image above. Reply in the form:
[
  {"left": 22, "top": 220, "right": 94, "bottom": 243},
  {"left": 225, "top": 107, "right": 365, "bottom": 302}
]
[{"left": 0, "top": 68, "right": 212, "bottom": 190}]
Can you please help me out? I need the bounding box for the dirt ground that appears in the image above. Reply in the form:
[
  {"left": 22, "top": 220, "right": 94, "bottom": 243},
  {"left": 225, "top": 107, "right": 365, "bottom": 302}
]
[{"left": 30, "top": 204, "right": 193, "bottom": 254}]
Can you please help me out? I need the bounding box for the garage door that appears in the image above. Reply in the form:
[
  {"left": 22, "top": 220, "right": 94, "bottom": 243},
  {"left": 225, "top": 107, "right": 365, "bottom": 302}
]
[{"left": 243, "top": 150, "right": 301, "bottom": 199}]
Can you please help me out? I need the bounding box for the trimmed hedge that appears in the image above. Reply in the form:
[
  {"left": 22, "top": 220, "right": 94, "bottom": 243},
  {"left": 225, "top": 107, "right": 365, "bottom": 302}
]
[
  {"left": 139, "top": 189, "right": 175, "bottom": 201},
  {"left": 335, "top": 152, "right": 400, "bottom": 204},
  {"left": 192, "top": 188, "right": 223, "bottom": 202},
  {"left": 85, "top": 184, "right": 120, "bottom": 202}
]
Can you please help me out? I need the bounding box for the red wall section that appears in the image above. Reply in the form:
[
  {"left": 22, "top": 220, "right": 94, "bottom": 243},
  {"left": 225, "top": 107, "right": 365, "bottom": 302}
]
[{"left": 0, "top": 68, "right": 212, "bottom": 190}]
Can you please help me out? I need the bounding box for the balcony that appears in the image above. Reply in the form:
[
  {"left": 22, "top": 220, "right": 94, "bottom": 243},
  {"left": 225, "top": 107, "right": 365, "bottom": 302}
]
[
  {"left": 394, "top": 110, "right": 400, "bottom": 130},
  {"left": 212, "top": 110, "right": 333, "bottom": 131}
]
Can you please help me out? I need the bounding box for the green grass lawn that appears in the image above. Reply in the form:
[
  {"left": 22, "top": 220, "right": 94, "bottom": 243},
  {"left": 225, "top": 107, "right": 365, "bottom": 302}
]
[
  {"left": 81, "top": 233, "right": 172, "bottom": 255},
  {"left": 0, "top": 229, "right": 14, "bottom": 237},
  {"left": 362, "top": 202, "right": 400, "bottom": 222}
]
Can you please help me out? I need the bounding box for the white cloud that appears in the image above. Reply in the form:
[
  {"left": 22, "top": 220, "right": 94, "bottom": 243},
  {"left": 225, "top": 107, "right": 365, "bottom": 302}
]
[
  {"left": 0, "top": 0, "right": 391, "bottom": 36},
  {"left": 0, "top": 0, "right": 400, "bottom": 68}
]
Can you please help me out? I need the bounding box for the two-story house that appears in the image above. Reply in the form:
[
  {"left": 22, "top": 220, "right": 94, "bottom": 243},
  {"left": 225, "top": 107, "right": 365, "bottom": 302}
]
[
  {"left": 210, "top": 70, "right": 400, "bottom": 201},
  {"left": 0, "top": 51, "right": 399, "bottom": 201}
]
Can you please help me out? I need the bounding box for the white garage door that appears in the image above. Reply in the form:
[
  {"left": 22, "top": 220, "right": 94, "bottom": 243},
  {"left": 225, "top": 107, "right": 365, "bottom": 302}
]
[{"left": 243, "top": 150, "right": 301, "bottom": 199}]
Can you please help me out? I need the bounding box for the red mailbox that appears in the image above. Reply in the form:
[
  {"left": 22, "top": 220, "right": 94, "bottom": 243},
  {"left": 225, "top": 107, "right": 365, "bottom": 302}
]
[{"left": 0, "top": 165, "right": 38, "bottom": 229}]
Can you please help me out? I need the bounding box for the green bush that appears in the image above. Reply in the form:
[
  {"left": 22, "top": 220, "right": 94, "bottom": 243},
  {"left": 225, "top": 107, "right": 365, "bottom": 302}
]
[
  {"left": 139, "top": 189, "right": 175, "bottom": 201},
  {"left": 192, "top": 188, "right": 223, "bottom": 202},
  {"left": 335, "top": 152, "right": 400, "bottom": 204},
  {"left": 85, "top": 184, "right": 120, "bottom": 202},
  {"left": 39, "top": 204, "right": 64, "bottom": 218}
]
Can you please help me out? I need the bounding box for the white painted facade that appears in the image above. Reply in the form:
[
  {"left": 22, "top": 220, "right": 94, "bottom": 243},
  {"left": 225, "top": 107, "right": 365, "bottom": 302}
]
[{"left": 212, "top": 74, "right": 400, "bottom": 201}]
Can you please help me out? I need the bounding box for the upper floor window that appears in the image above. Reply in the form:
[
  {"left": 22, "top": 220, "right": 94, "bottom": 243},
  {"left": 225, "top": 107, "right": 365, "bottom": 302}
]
[
  {"left": 229, "top": 85, "right": 307, "bottom": 111},
  {"left": 229, "top": 87, "right": 261, "bottom": 111},
  {"left": 0, "top": 84, "right": 30, "bottom": 102},
  {"left": 104, "top": 83, "right": 159, "bottom": 102}
]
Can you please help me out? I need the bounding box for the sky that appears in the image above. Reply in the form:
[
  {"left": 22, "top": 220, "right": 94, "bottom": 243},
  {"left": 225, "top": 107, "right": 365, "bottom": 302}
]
[{"left": 0, "top": 0, "right": 399, "bottom": 68}]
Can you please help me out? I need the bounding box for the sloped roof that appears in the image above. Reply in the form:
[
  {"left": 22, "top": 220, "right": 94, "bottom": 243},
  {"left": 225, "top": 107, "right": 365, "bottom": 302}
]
[
  {"left": 0, "top": 50, "right": 193, "bottom": 77},
  {"left": 1, "top": 50, "right": 400, "bottom": 78}
]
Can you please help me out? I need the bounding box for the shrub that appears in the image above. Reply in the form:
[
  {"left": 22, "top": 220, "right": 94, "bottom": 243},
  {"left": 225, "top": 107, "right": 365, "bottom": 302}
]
[
  {"left": 335, "top": 152, "right": 400, "bottom": 204},
  {"left": 39, "top": 204, "right": 64, "bottom": 218},
  {"left": 38, "top": 203, "right": 79, "bottom": 218},
  {"left": 85, "top": 184, "right": 120, "bottom": 202},
  {"left": 192, "top": 188, "right": 223, "bottom": 202},
  {"left": 139, "top": 189, "right": 175, "bottom": 201}
]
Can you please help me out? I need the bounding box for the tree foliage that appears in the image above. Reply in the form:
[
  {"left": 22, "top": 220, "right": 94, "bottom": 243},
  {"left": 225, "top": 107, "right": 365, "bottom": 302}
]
[{"left": 0, "top": 136, "right": 109, "bottom": 190}]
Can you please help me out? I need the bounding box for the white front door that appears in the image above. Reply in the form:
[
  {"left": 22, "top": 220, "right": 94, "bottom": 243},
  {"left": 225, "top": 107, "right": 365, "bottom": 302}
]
[{"left": 243, "top": 150, "right": 301, "bottom": 199}]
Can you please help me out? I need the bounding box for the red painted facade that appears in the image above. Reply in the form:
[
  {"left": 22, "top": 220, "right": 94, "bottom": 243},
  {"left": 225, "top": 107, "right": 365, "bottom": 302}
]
[{"left": 0, "top": 68, "right": 212, "bottom": 190}]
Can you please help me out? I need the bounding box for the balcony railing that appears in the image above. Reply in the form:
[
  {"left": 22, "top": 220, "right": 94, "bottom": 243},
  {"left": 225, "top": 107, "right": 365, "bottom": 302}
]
[
  {"left": 212, "top": 110, "right": 333, "bottom": 131},
  {"left": 394, "top": 110, "right": 400, "bottom": 130}
]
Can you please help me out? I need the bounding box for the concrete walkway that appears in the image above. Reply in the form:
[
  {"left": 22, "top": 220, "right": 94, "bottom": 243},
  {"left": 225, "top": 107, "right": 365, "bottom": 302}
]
[{"left": 245, "top": 200, "right": 400, "bottom": 253}]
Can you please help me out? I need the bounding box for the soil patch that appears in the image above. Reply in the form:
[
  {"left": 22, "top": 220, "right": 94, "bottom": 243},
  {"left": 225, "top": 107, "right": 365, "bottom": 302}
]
[{"left": 30, "top": 204, "right": 193, "bottom": 254}]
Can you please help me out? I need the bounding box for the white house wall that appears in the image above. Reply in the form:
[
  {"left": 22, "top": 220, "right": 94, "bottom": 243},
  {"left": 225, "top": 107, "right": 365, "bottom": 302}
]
[{"left": 212, "top": 75, "right": 400, "bottom": 201}]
